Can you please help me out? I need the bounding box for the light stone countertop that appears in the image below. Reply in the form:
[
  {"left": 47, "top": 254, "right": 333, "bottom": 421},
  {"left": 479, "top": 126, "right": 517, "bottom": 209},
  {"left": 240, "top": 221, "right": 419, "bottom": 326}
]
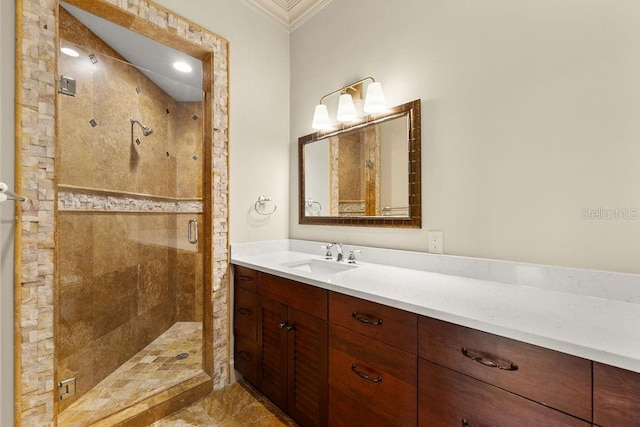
[{"left": 231, "top": 239, "right": 640, "bottom": 374}]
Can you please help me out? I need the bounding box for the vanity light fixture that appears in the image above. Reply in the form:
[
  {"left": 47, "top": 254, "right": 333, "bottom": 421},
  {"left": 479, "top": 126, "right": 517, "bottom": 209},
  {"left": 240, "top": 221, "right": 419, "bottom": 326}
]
[
  {"left": 311, "top": 77, "right": 386, "bottom": 130},
  {"left": 173, "top": 61, "right": 192, "bottom": 73}
]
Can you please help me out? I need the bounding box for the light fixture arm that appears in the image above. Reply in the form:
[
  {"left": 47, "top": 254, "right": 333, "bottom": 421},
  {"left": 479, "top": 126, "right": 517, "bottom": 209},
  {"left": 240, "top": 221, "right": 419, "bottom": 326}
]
[
  {"left": 318, "top": 76, "right": 375, "bottom": 105},
  {"left": 312, "top": 76, "right": 386, "bottom": 130}
]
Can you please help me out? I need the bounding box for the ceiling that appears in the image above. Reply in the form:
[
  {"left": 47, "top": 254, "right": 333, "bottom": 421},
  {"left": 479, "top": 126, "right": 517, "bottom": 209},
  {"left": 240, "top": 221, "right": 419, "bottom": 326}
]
[
  {"left": 60, "top": 2, "right": 203, "bottom": 102},
  {"left": 59, "top": 0, "right": 329, "bottom": 102},
  {"left": 241, "top": 0, "right": 332, "bottom": 31}
]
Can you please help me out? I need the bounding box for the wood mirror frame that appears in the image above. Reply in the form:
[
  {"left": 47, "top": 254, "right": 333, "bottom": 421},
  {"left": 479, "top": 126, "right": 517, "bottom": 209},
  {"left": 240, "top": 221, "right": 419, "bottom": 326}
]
[{"left": 298, "top": 99, "right": 421, "bottom": 228}]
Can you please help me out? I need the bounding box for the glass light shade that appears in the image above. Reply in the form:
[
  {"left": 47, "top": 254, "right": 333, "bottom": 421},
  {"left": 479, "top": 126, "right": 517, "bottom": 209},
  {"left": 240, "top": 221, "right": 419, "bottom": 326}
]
[
  {"left": 363, "top": 82, "right": 386, "bottom": 113},
  {"left": 312, "top": 104, "right": 331, "bottom": 130},
  {"left": 336, "top": 94, "right": 357, "bottom": 122}
]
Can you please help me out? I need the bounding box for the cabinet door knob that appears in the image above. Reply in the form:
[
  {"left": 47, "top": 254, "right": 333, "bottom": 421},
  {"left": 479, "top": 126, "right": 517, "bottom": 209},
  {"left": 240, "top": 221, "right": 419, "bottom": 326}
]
[
  {"left": 351, "top": 363, "right": 382, "bottom": 383},
  {"left": 462, "top": 419, "right": 469, "bottom": 427},
  {"left": 279, "top": 322, "right": 295, "bottom": 331},
  {"left": 351, "top": 311, "right": 383, "bottom": 326},
  {"left": 461, "top": 348, "right": 518, "bottom": 371}
]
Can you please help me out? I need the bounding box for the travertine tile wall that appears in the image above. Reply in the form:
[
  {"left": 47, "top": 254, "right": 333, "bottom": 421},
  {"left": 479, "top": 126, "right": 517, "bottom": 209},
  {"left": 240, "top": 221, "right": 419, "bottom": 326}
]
[
  {"left": 57, "top": 213, "right": 177, "bottom": 410},
  {"left": 15, "top": 1, "right": 229, "bottom": 425}
]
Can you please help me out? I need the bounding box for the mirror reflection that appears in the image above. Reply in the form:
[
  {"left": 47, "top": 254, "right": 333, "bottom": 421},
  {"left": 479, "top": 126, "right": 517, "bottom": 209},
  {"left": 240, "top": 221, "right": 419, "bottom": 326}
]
[
  {"left": 299, "top": 99, "right": 421, "bottom": 228},
  {"left": 304, "top": 115, "right": 409, "bottom": 217}
]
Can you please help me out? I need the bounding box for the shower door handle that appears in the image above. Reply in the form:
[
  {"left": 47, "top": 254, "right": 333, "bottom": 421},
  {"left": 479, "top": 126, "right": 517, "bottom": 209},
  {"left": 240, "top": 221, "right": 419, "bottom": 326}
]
[{"left": 188, "top": 219, "right": 199, "bottom": 244}]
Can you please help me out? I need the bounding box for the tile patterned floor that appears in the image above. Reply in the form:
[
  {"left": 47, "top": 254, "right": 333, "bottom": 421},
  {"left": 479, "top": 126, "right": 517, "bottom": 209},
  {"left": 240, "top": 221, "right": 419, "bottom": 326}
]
[
  {"left": 151, "top": 381, "right": 298, "bottom": 427},
  {"left": 59, "top": 322, "right": 203, "bottom": 426}
]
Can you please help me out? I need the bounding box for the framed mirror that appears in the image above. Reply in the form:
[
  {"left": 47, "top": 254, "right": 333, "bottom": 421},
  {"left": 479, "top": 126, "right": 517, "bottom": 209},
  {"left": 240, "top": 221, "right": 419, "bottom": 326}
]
[{"left": 299, "top": 99, "right": 421, "bottom": 228}]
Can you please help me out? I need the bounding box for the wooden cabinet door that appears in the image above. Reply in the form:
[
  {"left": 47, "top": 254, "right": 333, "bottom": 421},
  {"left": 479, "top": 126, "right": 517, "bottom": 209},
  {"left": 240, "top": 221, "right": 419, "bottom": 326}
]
[
  {"left": 234, "top": 287, "right": 258, "bottom": 340},
  {"left": 258, "top": 297, "right": 288, "bottom": 410},
  {"left": 419, "top": 316, "right": 592, "bottom": 421},
  {"left": 233, "top": 285, "right": 259, "bottom": 385},
  {"left": 594, "top": 362, "right": 640, "bottom": 426},
  {"left": 287, "top": 308, "right": 328, "bottom": 427},
  {"left": 329, "top": 324, "right": 417, "bottom": 426},
  {"left": 418, "top": 359, "right": 590, "bottom": 427}
]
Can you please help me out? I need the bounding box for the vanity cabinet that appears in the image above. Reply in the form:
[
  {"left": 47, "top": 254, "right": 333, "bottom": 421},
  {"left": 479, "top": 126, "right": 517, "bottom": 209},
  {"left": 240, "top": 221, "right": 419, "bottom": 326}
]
[
  {"left": 234, "top": 264, "right": 639, "bottom": 427},
  {"left": 418, "top": 316, "right": 592, "bottom": 425},
  {"left": 328, "top": 292, "right": 418, "bottom": 426},
  {"left": 233, "top": 266, "right": 259, "bottom": 385},
  {"left": 234, "top": 267, "right": 328, "bottom": 427},
  {"left": 593, "top": 362, "right": 640, "bottom": 426}
]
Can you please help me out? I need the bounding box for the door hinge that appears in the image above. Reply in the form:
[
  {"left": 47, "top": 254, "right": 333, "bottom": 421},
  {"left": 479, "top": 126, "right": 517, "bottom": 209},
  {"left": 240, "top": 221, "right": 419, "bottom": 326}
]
[
  {"left": 59, "top": 75, "right": 76, "bottom": 96},
  {"left": 58, "top": 377, "right": 76, "bottom": 400}
]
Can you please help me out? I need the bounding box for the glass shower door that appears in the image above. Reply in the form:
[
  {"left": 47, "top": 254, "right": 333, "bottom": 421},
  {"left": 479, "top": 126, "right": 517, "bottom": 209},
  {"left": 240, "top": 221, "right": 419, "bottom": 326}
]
[{"left": 56, "top": 28, "right": 205, "bottom": 424}]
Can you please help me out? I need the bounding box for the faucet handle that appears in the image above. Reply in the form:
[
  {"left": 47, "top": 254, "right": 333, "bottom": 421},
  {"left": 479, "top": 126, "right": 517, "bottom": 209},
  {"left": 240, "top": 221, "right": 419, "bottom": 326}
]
[
  {"left": 321, "top": 243, "right": 334, "bottom": 259},
  {"left": 348, "top": 249, "right": 361, "bottom": 264}
]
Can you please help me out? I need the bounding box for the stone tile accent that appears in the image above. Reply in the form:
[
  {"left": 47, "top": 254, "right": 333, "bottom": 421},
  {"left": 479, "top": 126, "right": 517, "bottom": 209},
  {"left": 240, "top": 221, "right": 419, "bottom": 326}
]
[
  {"left": 58, "top": 188, "right": 203, "bottom": 213},
  {"left": 16, "top": 1, "right": 229, "bottom": 425}
]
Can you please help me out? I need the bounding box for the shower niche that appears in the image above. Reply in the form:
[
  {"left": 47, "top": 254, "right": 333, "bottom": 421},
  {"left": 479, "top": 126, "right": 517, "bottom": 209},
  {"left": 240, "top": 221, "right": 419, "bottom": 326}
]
[{"left": 55, "top": 2, "right": 211, "bottom": 425}]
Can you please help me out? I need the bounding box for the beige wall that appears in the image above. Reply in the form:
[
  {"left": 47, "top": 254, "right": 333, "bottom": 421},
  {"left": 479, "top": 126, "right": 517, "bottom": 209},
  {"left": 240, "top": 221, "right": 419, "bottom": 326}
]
[
  {"left": 0, "top": 0, "right": 15, "bottom": 424},
  {"left": 154, "top": 0, "right": 291, "bottom": 244},
  {"left": 290, "top": 0, "right": 640, "bottom": 274}
]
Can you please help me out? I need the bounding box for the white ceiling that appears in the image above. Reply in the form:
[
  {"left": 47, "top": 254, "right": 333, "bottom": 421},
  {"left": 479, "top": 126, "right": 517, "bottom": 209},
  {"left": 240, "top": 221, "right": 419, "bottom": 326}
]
[
  {"left": 59, "top": 0, "right": 329, "bottom": 103},
  {"left": 241, "top": 0, "right": 332, "bottom": 31},
  {"left": 60, "top": 2, "right": 203, "bottom": 102}
]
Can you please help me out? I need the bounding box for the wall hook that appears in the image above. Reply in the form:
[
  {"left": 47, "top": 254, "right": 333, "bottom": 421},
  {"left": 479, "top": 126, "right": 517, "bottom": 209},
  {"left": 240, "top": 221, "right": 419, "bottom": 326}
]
[
  {"left": 255, "top": 195, "right": 277, "bottom": 215},
  {"left": 0, "top": 182, "right": 27, "bottom": 202}
]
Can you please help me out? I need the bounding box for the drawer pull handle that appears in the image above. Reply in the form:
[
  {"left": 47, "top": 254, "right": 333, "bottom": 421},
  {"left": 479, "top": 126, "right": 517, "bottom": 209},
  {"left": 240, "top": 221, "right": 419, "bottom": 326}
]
[
  {"left": 461, "top": 348, "right": 518, "bottom": 371},
  {"left": 237, "top": 351, "right": 253, "bottom": 361},
  {"left": 279, "top": 322, "right": 295, "bottom": 331},
  {"left": 237, "top": 275, "right": 254, "bottom": 282},
  {"left": 461, "top": 420, "right": 469, "bottom": 427},
  {"left": 351, "top": 363, "right": 382, "bottom": 382},
  {"left": 237, "top": 307, "right": 252, "bottom": 316},
  {"left": 351, "top": 311, "right": 383, "bottom": 326}
]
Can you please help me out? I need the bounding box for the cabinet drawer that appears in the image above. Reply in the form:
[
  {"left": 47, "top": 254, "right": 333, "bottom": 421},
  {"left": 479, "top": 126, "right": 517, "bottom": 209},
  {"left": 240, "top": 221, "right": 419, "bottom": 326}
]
[
  {"left": 234, "top": 265, "right": 258, "bottom": 292},
  {"left": 418, "top": 359, "right": 590, "bottom": 427},
  {"left": 258, "top": 272, "right": 327, "bottom": 320},
  {"left": 329, "top": 292, "right": 417, "bottom": 354},
  {"left": 234, "top": 287, "right": 258, "bottom": 340},
  {"left": 329, "top": 324, "right": 417, "bottom": 426},
  {"left": 234, "top": 333, "right": 258, "bottom": 386},
  {"left": 594, "top": 362, "right": 640, "bottom": 426},
  {"left": 419, "top": 316, "right": 592, "bottom": 421}
]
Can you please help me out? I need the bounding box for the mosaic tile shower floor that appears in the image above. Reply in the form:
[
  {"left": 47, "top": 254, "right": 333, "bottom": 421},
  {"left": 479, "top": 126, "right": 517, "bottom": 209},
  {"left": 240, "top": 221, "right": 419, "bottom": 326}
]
[{"left": 59, "top": 322, "right": 203, "bottom": 426}]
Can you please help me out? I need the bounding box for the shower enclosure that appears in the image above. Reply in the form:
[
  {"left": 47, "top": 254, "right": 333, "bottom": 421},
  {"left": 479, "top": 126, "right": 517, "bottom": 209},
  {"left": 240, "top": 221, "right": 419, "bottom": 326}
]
[{"left": 55, "top": 5, "right": 207, "bottom": 424}]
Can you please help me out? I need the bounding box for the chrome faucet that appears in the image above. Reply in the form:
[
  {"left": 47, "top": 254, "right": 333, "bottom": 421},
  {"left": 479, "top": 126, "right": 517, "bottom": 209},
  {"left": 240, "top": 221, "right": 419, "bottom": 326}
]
[{"left": 334, "top": 243, "right": 343, "bottom": 262}]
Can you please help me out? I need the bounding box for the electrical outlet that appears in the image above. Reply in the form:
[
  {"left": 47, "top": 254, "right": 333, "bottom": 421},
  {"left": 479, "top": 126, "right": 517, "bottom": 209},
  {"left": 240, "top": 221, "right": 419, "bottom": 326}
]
[{"left": 428, "top": 231, "right": 443, "bottom": 254}]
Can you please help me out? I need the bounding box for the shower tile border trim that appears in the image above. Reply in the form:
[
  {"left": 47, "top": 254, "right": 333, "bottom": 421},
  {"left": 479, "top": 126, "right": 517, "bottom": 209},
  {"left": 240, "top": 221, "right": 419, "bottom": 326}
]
[
  {"left": 58, "top": 188, "right": 204, "bottom": 213},
  {"left": 15, "top": 0, "right": 230, "bottom": 425}
]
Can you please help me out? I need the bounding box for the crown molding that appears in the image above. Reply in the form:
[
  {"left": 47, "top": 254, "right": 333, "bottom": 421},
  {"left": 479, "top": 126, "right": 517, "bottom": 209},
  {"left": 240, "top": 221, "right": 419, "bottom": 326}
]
[{"left": 241, "top": 0, "right": 332, "bottom": 31}]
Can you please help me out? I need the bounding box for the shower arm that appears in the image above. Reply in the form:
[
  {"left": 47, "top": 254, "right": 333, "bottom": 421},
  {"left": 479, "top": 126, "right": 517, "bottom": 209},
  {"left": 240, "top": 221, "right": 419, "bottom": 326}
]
[{"left": 130, "top": 118, "right": 153, "bottom": 137}]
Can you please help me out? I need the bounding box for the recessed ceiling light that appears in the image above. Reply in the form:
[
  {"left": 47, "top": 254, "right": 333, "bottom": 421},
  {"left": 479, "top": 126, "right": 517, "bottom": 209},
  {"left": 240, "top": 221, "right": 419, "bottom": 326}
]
[
  {"left": 173, "top": 61, "right": 192, "bottom": 73},
  {"left": 60, "top": 47, "right": 80, "bottom": 57}
]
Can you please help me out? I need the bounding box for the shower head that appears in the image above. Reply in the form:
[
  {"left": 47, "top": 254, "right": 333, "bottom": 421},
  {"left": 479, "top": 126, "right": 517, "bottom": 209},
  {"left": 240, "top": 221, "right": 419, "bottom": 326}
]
[{"left": 130, "top": 118, "right": 153, "bottom": 136}]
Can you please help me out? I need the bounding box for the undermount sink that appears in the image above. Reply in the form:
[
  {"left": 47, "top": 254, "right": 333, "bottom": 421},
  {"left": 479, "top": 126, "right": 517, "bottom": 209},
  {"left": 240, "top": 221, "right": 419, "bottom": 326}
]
[{"left": 282, "top": 258, "right": 358, "bottom": 277}]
